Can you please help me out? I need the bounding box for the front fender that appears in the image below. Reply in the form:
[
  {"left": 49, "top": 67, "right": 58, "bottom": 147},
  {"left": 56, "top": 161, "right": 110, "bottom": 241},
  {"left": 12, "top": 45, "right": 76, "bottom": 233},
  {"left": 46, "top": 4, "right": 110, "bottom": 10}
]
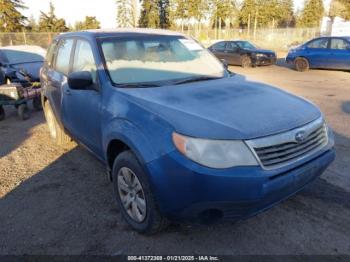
[{"left": 102, "top": 118, "right": 162, "bottom": 165}]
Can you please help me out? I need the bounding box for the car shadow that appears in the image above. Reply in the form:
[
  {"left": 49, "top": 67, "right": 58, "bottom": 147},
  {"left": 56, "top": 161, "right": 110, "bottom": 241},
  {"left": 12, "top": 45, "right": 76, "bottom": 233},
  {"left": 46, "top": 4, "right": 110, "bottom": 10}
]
[
  {"left": 0, "top": 104, "right": 44, "bottom": 158},
  {"left": 0, "top": 130, "right": 349, "bottom": 254}
]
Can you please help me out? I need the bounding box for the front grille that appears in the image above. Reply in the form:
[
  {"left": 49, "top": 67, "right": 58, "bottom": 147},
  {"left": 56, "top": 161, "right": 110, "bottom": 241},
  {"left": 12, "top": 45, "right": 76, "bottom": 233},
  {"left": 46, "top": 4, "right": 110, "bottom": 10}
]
[{"left": 246, "top": 118, "right": 328, "bottom": 169}]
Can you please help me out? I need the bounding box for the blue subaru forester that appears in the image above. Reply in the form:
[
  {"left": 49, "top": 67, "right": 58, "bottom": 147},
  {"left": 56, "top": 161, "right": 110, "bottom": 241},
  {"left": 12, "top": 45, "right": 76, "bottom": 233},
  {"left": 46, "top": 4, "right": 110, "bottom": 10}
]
[{"left": 41, "top": 29, "right": 335, "bottom": 234}]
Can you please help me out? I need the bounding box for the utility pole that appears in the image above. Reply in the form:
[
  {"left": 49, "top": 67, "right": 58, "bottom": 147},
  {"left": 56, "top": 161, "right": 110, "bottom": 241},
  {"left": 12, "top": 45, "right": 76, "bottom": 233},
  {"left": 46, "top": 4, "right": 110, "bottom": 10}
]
[{"left": 254, "top": 10, "right": 258, "bottom": 40}]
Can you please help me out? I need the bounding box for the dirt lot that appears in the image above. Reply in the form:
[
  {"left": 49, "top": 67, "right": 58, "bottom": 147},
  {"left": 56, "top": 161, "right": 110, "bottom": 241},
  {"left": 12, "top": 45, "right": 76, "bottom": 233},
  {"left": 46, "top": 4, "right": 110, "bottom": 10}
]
[{"left": 1, "top": 62, "right": 350, "bottom": 255}]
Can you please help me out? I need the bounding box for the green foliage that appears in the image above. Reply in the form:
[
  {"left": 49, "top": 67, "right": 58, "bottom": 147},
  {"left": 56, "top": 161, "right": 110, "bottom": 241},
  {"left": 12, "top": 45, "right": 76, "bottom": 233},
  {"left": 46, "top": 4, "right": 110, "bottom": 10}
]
[
  {"left": 116, "top": 0, "right": 138, "bottom": 27},
  {"left": 75, "top": 16, "right": 101, "bottom": 30},
  {"left": 329, "top": 0, "right": 350, "bottom": 20},
  {"left": 38, "top": 2, "right": 68, "bottom": 32},
  {"left": 159, "top": 0, "right": 171, "bottom": 28},
  {"left": 297, "top": 0, "right": 324, "bottom": 27},
  {"left": 211, "top": 0, "right": 237, "bottom": 28},
  {"left": 0, "top": 0, "right": 27, "bottom": 32},
  {"left": 139, "top": 0, "right": 160, "bottom": 28},
  {"left": 239, "top": 0, "right": 295, "bottom": 28}
]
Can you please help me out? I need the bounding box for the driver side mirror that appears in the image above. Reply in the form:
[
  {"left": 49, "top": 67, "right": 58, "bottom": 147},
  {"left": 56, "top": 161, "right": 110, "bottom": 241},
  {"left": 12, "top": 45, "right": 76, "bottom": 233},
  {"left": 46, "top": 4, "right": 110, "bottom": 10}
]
[{"left": 68, "top": 71, "right": 93, "bottom": 90}]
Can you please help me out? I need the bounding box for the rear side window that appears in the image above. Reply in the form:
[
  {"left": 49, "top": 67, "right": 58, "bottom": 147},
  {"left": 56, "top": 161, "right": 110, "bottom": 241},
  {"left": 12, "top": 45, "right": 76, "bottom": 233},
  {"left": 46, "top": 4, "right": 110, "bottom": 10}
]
[
  {"left": 307, "top": 38, "right": 328, "bottom": 49},
  {"left": 72, "top": 40, "right": 97, "bottom": 83},
  {"left": 226, "top": 42, "right": 239, "bottom": 51},
  {"left": 55, "top": 38, "right": 74, "bottom": 75},
  {"left": 212, "top": 42, "right": 226, "bottom": 51},
  {"left": 330, "top": 38, "right": 350, "bottom": 50},
  {"left": 46, "top": 40, "right": 58, "bottom": 67}
]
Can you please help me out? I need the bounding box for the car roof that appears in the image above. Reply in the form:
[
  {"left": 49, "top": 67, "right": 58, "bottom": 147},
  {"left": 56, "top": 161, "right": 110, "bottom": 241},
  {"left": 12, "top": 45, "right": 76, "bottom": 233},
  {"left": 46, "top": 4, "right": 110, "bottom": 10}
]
[{"left": 56, "top": 28, "right": 186, "bottom": 40}]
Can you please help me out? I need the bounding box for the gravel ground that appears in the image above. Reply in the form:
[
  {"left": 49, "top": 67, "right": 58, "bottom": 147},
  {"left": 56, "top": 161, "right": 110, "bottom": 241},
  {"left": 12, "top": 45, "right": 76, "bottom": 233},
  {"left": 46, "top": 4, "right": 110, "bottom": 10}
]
[{"left": 0, "top": 61, "right": 350, "bottom": 255}]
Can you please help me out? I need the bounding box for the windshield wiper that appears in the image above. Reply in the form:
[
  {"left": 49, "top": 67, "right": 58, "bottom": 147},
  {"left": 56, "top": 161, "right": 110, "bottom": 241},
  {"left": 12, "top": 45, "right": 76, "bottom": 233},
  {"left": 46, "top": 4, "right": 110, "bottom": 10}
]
[{"left": 171, "top": 76, "right": 222, "bottom": 85}]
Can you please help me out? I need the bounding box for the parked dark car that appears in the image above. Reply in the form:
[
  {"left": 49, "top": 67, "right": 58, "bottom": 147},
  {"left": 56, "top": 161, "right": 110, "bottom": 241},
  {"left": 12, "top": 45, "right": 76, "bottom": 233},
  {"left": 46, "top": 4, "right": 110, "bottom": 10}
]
[
  {"left": 0, "top": 45, "right": 45, "bottom": 86},
  {"left": 41, "top": 29, "right": 334, "bottom": 234},
  {"left": 208, "top": 40, "right": 277, "bottom": 67},
  {"left": 286, "top": 36, "right": 350, "bottom": 71}
]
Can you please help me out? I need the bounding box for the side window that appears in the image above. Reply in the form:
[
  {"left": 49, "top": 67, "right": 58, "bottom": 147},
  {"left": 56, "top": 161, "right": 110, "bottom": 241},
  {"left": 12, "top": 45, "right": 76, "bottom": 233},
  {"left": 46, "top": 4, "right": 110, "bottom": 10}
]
[
  {"left": 212, "top": 42, "right": 226, "bottom": 51},
  {"left": 55, "top": 38, "right": 74, "bottom": 75},
  {"left": 330, "top": 38, "right": 350, "bottom": 50},
  {"left": 46, "top": 40, "right": 58, "bottom": 67},
  {"left": 226, "top": 42, "right": 239, "bottom": 52},
  {"left": 307, "top": 38, "right": 328, "bottom": 49},
  {"left": 72, "top": 40, "right": 97, "bottom": 83}
]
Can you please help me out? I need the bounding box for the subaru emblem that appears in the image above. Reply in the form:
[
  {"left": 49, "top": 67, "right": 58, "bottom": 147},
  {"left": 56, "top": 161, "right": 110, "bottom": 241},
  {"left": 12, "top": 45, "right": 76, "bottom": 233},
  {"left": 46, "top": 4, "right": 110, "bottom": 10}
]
[{"left": 295, "top": 131, "right": 307, "bottom": 143}]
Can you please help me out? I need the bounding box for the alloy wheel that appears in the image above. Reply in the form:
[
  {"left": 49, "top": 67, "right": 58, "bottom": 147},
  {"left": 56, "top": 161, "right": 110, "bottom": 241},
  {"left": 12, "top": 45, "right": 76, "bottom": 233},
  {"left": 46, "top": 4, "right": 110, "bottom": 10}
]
[{"left": 117, "top": 167, "right": 147, "bottom": 223}]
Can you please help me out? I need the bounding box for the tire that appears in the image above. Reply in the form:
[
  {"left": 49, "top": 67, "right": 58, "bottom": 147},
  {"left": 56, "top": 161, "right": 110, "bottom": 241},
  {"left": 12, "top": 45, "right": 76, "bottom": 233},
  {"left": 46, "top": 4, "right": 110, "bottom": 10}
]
[
  {"left": 17, "top": 104, "right": 30, "bottom": 120},
  {"left": 241, "top": 55, "right": 252, "bottom": 68},
  {"left": 33, "top": 96, "right": 42, "bottom": 111},
  {"left": 0, "top": 106, "right": 5, "bottom": 121},
  {"left": 295, "top": 57, "right": 309, "bottom": 72},
  {"left": 112, "top": 150, "right": 168, "bottom": 234},
  {"left": 43, "top": 100, "right": 72, "bottom": 146}
]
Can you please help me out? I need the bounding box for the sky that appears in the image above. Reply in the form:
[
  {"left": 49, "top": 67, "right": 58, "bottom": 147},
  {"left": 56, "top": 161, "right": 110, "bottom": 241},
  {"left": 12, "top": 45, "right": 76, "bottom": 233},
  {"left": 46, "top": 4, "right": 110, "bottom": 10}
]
[{"left": 22, "top": 0, "right": 332, "bottom": 29}]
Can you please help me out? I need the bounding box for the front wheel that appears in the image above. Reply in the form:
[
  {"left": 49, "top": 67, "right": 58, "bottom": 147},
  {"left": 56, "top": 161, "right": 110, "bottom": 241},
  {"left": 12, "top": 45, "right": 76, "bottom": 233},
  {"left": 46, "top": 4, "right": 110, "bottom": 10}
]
[
  {"left": 295, "top": 57, "right": 309, "bottom": 72},
  {"left": 241, "top": 55, "right": 252, "bottom": 68},
  {"left": 112, "top": 150, "right": 168, "bottom": 234}
]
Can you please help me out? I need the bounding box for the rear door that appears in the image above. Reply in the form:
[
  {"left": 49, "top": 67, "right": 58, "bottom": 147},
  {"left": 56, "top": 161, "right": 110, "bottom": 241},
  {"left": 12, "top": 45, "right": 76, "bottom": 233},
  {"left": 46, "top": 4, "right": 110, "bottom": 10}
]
[
  {"left": 209, "top": 41, "right": 227, "bottom": 60},
  {"left": 329, "top": 38, "right": 350, "bottom": 70},
  {"left": 225, "top": 42, "right": 241, "bottom": 65},
  {"left": 47, "top": 38, "right": 74, "bottom": 117},
  {"left": 304, "top": 38, "right": 331, "bottom": 68}
]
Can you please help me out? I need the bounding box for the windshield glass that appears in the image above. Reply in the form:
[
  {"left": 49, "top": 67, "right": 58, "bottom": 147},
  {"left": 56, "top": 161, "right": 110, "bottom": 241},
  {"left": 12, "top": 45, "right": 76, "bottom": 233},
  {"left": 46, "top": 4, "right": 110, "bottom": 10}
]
[
  {"left": 99, "top": 35, "right": 226, "bottom": 85},
  {"left": 1, "top": 49, "right": 44, "bottom": 64},
  {"left": 235, "top": 41, "right": 256, "bottom": 50}
]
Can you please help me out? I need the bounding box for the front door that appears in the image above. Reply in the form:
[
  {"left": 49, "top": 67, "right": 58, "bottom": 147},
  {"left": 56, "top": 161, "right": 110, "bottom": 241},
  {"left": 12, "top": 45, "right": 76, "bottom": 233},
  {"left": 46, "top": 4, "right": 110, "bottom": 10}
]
[
  {"left": 225, "top": 42, "right": 241, "bottom": 65},
  {"left": 61, "top": 39, "right": 103, "bottom": 156},
  {"left": 329, "top": 38, "right": 350, "bottom": 70}
]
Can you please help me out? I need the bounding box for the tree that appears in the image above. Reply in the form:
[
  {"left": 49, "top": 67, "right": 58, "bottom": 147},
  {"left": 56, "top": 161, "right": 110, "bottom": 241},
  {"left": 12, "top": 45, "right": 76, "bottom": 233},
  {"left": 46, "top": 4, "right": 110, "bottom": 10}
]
[
  {"left": 329, "top": 0, "right": 350, "bottom": 20},
  {"left": 139, "top": 0, "right": 160, "bottom": 28},
  {"left": 75, "top": 16, "right": 101, "bottom": 30},
  {"left": 297, "top": 0, "right": 324, "bottom": 27},
  {"left": 0, "top": 0, "right": 27, "bottom": 32},
  {"left": 211, "top": 0, "right": 237, "bottom": 29},
  {"left": 38, "top": 2, "right": 69, "bottom": 32},
  {"left": 159, "top": 0, "right": 171, "bottom": 28},
  {"left": 116, "top": 0, "right": 138, "bottom": 27},
  {"left": 278, "top": 0, "right": 295, "bottom": 27},
  {"left": 26, "top": 15, "right": 38, "bottom": 32}
]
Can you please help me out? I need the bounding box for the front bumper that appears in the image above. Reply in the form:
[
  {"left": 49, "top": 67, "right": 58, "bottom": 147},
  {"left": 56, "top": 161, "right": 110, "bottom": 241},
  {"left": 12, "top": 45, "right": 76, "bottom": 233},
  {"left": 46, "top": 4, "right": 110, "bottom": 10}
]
[
  {"left": 146, "top": 147, "right": 335, "bottom": 223},
  {"left": 254, "top": 56, "right": 277, "bottom": 66}
]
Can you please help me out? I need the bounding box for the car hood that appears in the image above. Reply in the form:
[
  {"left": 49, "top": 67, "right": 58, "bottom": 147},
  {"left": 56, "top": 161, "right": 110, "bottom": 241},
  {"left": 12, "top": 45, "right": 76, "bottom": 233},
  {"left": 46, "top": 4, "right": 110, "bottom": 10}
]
[
  {"left": 10, "top": 61, "right": 43, "bottom": 81},
  {"left": 119, "top": 75, "right": 321, "bottom": 140}
]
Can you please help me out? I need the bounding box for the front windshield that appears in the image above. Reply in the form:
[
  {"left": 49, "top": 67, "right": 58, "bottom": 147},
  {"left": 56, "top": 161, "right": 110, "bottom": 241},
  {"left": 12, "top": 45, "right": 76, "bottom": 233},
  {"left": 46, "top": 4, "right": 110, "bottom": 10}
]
[
  {"left": 235, "top": 41, "right": 256, "bottom": 50},
  {"left": 99, "top": 35, "right": 226, "bottom": 85},
  {"left": 2, "top": 49, "right": 44, "bottom": 64}
]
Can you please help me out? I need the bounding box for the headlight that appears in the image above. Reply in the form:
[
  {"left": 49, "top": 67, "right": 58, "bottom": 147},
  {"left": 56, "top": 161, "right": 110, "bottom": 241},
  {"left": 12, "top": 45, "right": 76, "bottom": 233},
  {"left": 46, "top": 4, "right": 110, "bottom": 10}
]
[
  {"left": 172, "top": 132, "right": 258, "bottom": 169},
  {"left": 256, "top": 53, "right": 266, "bottom": 57}
]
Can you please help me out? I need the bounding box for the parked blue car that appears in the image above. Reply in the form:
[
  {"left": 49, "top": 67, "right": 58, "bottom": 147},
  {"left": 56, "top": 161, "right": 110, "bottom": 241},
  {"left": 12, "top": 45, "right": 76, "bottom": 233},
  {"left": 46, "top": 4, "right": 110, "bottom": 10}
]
[
  {"left": 286, "top": 36, "right": 350, "bottom": 71},
  {"left": 41, "top": 29, "right": 335, "bottom": 234}
]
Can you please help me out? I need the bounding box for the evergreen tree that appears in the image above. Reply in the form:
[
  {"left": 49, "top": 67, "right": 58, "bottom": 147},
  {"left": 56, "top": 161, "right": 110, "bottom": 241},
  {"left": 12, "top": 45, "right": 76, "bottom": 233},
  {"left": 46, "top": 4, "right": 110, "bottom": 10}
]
[
  {"left": 159, "top": 0, "right": 171, "bottom": 28},
  {"left": 75, "top": 16, "right": 101, "bottom": 30},
  {"left": 0, "top": 0, "right": 27, "bottom": 32},
  {"left": 139, "top": 0, "right": 160, "bottom": 28},
  {"left": 211, "top": 0, "right": 237, "bottom": 28},
  {"left": 26, "top": 15, "right": 38, "bottom": 32},
  {"left": 297, "top": 0, "right": 324, "bottom": 27},
  {"left": 278, "top": 0, "right": 295, "bottom": 27},
  {"left": 38, "top": 2, "right": 68, "bottom": 32},
  {"left": 116, "top": 0, "right": 138, "bottom": 27}
]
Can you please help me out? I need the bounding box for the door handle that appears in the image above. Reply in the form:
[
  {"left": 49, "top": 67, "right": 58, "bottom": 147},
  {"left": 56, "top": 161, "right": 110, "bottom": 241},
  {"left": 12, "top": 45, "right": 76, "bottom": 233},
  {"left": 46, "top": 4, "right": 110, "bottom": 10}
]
[{"left": 64, "top": 89, "right": 71, "bottom": 95}]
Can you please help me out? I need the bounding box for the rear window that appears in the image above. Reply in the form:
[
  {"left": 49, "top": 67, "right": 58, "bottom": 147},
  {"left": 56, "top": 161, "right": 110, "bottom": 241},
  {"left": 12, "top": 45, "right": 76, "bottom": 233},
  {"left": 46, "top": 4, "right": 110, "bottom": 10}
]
[{"left": 0, "top": 49, "right": 44, "bottom": 64}]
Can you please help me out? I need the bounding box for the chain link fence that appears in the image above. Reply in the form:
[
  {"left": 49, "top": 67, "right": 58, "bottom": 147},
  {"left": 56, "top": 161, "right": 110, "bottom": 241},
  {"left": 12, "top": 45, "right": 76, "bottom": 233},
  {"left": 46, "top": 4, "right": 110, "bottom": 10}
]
[{"left": 0, "top": 28, "right": 320, "bottom": 53}]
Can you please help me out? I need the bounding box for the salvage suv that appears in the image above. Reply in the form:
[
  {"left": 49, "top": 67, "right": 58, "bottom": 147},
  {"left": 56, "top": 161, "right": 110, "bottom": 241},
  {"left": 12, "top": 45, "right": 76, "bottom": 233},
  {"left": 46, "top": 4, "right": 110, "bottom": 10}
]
[{"left": 41, "top": 29, "right": 335, "bottom": 234}]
